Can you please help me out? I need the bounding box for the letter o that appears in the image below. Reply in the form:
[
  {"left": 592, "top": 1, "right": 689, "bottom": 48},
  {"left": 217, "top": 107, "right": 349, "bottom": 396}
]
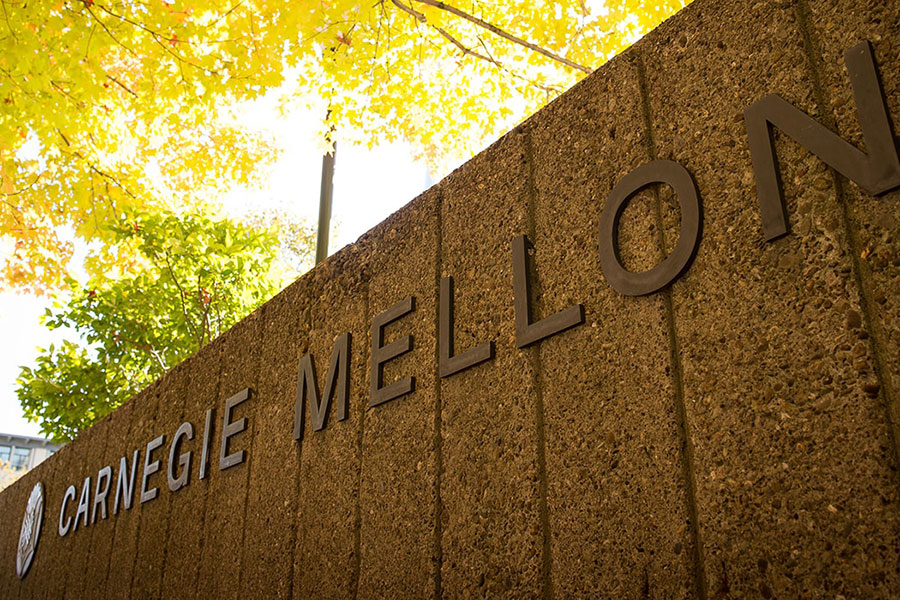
[{"left": 598, "top": 160, "right": 702, "bottom": 296}]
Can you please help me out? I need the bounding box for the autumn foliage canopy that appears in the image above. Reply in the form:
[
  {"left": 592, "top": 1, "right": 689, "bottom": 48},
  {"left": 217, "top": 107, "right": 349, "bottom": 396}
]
[{"left": 0, "top": 0, "right": 686, "bottom": 294}]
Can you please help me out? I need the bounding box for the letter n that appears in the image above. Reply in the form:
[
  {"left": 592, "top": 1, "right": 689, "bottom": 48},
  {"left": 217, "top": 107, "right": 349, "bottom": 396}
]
[
  {"left": 293, "top": 333, "right": 351, "bottom": 441},
  {"left": 745, "top": 41, "right": 900, "bottom": 241}
]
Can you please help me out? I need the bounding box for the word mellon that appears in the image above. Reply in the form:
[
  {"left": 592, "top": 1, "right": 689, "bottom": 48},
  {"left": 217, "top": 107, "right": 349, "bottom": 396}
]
[{"left": 294, "top": 39, "right": 900, "bottom": 437}]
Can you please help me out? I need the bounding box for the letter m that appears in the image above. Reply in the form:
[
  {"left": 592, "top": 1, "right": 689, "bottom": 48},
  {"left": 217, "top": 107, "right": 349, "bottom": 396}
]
[
  {"left": 293, "top": 333, "right": 351, "bottom": 441},
  {"left": 745, "top": 41, "right": 900, "bottom": 241}
]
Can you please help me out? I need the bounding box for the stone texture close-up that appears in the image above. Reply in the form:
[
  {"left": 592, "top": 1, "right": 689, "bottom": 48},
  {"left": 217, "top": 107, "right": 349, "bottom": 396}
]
[{"left": 2, "top": 0, "right": 900, "bottom": 597}]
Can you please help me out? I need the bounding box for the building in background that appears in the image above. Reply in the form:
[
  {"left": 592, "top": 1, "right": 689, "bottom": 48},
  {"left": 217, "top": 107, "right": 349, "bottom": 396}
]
[{"left": 0, "top": 434, "right": 60, "bottom": 492}]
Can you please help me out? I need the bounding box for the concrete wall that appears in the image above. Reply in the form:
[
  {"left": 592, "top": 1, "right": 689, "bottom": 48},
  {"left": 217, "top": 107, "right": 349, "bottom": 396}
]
[{"left": 3, "top": 0, "right": 900, "bottom": 596}]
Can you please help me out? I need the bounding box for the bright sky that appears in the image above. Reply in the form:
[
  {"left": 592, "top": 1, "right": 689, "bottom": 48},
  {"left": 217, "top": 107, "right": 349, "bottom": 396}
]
[
  {"left": 0, "top": 0, "right": 654, "bottom": 440},
  {"left": 0, "top": 105, "right": 438, "bottom": 439}
]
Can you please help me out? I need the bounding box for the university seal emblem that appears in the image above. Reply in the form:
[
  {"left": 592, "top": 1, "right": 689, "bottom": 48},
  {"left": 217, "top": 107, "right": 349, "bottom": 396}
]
[{"left": 16, "top": 482, "right": 43, "bottom": 579}]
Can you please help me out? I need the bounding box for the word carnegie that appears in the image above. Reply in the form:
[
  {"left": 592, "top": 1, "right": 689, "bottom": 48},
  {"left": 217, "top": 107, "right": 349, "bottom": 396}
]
[
  {"left": 55, "top": 40, "right": 900, "bottom": 537},
  {"left": 57, "top": 390, "right": 248, "bottom": 537}
]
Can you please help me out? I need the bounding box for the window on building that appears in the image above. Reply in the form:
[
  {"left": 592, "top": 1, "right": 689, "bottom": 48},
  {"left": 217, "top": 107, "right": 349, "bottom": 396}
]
[
  {"left": 0, "top": 445, "right": 9, "bottom": 464},
  {"left": 11, "top": 448, "right": 29, "bottom": 470}
]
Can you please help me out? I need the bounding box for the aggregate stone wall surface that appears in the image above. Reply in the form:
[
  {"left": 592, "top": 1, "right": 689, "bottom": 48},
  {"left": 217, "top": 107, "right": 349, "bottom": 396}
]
[{"left": 3, "top": 0, "right": 900, "bottom": 597}]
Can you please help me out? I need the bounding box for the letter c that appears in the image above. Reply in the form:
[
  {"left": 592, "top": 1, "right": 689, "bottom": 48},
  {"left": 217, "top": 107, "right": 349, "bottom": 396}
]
[{"left": 59, "top": 484, "right": 76, "bottom": 537}]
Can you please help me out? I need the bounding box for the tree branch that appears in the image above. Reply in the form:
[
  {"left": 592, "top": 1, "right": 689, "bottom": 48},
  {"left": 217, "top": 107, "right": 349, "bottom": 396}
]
[
  {"left": 198, "top": 274, "right": 210, "bottom": 345},
  {"left": 392, "top": 0, "right": 493, "bottom": 62},
  {"left": 84, "top": 5, "right": 137, "bottom": 56},
  {"left": 213, "top": 279, "right": 222, "bottom": 337},
  {"left": 94, "top": 3, "right": 219, "bottom": 76},
  {"left": 88, "top": 175, "right": 100, "bottom": 233},
  {"left": 50, "top": 81, "right": 89, "bottom": 110},
  {"left": 118, "top": 334, "right": 168, "bottom": 372},
  {"left": 106, "top": 73, "right": 138, "bottom": 97},
  {"left": 392, "top": 0, "right": 562, "bottom": 96},
  {"left": 0, "top": 64, "right": 35, "bottom": 99},
  {"left": 210, "top": 0, "right": 246, "bottom": 27},
  {"left": 55, "top": 132, "right": 141, "bottom": 207},
  {"left": 162, "top": 251, "right": 199, "bottom": 343},
  {"left": 409, "top": 0, "right": 591, "bottom": 73},
  {"left": 56, "top": 131, "right": 140, "bottom": 201},
  {"left": 473, "top": 33, "right": 563, "bottom": 95},
  {"left": 0, "top": 173, "right": 41, "bottom": 198},
  {"left": 84, "top": 21, "right": 97, "bottom": 58},
  {"left": 86, "top": 163, "right": 138, "bottom": 200},
  {"left": 1, "top": 0, "right": 16, "bottom": 43},
  {"left": 1, "top": 197, "right": 25, "bottom": 228},
  {"left": 56, "top": 129, "right": 71, "bottom": 147}
]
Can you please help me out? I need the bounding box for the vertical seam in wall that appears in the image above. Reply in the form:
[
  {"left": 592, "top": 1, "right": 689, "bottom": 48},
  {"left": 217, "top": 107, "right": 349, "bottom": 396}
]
[
  {"left": 634, "top": 52, "right": 709, "bottom": 600},
  {"left": 522, "top": 126, "right": 555, "bottom": 600},
  {"left": 100, "top": 402, "right": 135, "bottom": 597},
  {"left": 73, "top": 414, "right": 112, "bottom": 599},
  {"left": 0, "top": 493, "right": 7, "bottom": 597},
  {"left": 190, "top": 347, "right": 220, "bottom": 592},
  {"left": 288, "top": 309, "right": 309, "bottom": 598},
  {"left": 432, "top": 189, "right": 445, "bottom": 600},
  {"left": 156, "top": 376, "right": 188, "bottom": 594},
  {"left": 1, "top": 490, "right": 11, "bottom": 599},
  {"left": 235, "top": 315, "right": 262, "bottom": 594},
  {"left": 793, "top": 0, "right": 900, "bottom": 492},
  {"left": 126, "top": 388, "right": 162, "bottom": 598},
  {"left": 351, "top": 283, "right": 368, "bottom": 600},
  {"left": 189, "top": 454, "right": 211, "bottom": 591}
]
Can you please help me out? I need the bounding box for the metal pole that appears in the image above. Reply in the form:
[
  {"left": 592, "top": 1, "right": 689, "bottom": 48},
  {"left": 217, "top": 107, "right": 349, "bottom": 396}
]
[{"left": 315, "top": 142, "right": 336, "bottom": 265}]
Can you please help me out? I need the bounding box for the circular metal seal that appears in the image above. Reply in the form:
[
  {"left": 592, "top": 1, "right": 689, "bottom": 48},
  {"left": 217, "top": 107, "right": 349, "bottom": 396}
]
[{"left": 16, "top": 482, "right": 44, "bottom": 579}]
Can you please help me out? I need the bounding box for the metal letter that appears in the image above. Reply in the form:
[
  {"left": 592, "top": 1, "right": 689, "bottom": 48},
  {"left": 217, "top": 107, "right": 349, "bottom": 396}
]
[
  {"left": 114, "top": 449, "right": 139, "bottom": 514},
  {"left": 91, "top": 466, "right": 112, "bottom": 523},
  {"left": 219, "top": 388, "right": 250, "bottom": 470},
  {"left": 513, "top": 235, "right": 584, "bottom": 346},
  {"left": 58, "top": 485, "right": 76, "bottom": 537},
  {"left": 369, "top": 297, "right": 416, "bottom": 407},
  {"left": 73, "top": 477, "right": 90, "bottom": 532},
  {"left": 745, "top": 40, "right": 900, "bottom": 240},
  {"left": 199, "top": 408, "right": 214, "bottom": 480},
  {"left": 168, "top": 422, "right": 194, "bottom": 493},
  {"left": 140, "top": 435, "right": 165, "bottom": 504},
  {"left": 293, "top": 332, "right": 352, "bottom": 441},
  {"left": 439, "top": 276, "right": 494, "bottom": 377},
  {"left": 597, "top": 160, "right": 702, "bottom": 296}
]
